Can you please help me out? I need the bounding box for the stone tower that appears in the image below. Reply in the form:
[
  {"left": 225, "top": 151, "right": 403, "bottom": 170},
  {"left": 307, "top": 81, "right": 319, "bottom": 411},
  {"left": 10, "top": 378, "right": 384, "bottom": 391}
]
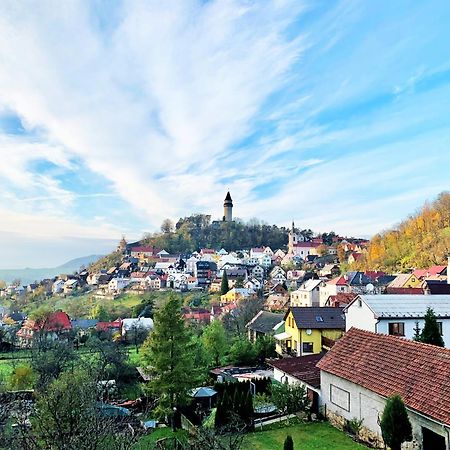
[{"left": 223, "top": 191, "right": 233, "bottom": 222}]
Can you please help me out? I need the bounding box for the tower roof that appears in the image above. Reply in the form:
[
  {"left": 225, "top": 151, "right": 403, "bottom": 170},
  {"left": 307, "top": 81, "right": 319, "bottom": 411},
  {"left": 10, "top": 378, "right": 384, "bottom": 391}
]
[{"left": 224, "top": 191, "right": 232, "bottom": 201}]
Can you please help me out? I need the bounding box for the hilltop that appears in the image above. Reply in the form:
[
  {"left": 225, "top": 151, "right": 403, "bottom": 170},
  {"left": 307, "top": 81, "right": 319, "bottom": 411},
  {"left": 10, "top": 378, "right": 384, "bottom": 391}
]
[{"left": 360, "top": 192, "right": 450, "bottom": 272}]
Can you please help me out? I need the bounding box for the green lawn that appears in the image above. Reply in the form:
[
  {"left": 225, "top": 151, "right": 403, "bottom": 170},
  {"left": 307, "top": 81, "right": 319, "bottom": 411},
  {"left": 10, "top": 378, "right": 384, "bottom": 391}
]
[{"left": 245, "top": 421, "right": 366, "bottom": 450}]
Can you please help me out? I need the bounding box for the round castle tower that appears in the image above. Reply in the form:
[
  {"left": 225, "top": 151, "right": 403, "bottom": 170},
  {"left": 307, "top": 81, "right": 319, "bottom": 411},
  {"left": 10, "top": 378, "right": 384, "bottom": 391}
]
[{"left": 223, "top": 191, "right": 233, "bottom": 222}]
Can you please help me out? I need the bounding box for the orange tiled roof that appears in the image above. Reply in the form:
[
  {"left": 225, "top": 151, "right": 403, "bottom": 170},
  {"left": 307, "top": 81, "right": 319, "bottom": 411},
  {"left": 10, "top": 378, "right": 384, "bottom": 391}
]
[{"left": 317, "top": 328, "right": 450, "bottom": 426}]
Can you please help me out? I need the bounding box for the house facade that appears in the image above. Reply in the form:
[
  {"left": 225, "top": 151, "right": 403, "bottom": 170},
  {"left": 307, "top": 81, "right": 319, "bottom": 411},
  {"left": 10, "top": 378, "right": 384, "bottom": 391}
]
[
  {"left": 290, "top": 279, "right": 321, "bottom": 307},
  {"left": 276, "top": 307, "right": 345, "bottom": 357},
  {"left": 318, "top": 328, "right": 450, "bottom": 450},
  {"left": 345, "top": 294, "right": 450, "bottom": 347}
]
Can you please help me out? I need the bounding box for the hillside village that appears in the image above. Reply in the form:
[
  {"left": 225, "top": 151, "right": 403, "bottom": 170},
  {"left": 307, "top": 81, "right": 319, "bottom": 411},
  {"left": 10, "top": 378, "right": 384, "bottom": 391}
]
[{"left": 1, "top": 192, "right": 450, "bottom": 450}]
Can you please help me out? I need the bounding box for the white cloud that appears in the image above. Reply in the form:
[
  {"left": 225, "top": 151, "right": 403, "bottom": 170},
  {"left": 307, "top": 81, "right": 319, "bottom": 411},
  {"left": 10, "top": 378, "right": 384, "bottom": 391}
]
[{"left": 0, "top": 0, "right": 306, "bottom": 232}]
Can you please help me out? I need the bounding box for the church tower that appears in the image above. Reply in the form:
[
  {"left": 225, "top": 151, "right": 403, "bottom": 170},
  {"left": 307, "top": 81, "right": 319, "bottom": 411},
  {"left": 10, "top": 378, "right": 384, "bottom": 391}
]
[
  {"left": 288, "top": 220, "right": 296, "bottom": 254},
  {"left": 223, "top": 191, "right": 233, "bottom": 222}
]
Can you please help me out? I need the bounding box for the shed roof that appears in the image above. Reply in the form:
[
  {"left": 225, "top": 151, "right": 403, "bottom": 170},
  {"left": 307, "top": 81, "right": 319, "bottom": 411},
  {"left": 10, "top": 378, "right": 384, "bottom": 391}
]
[
  {"left": 246, "top": 310, "right": 284, "bottom": 334},
  {"left": 268, "top": 353, "right": 324, "bottom": 388}
]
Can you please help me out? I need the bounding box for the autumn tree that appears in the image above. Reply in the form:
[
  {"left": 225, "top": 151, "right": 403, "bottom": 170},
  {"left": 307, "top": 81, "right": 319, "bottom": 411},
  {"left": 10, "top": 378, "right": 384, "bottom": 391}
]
[{"left": 161, "top": 218, "right": 174, "bottom": 234}]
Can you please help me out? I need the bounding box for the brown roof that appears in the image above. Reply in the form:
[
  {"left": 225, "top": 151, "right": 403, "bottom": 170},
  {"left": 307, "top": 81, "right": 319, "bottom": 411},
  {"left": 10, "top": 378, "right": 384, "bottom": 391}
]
[
  {"left": 268, "top": 353, "right": 324, "bottom": 388},
  {"left": 317, "top": 328, "right": 450, "bottom": 426}
]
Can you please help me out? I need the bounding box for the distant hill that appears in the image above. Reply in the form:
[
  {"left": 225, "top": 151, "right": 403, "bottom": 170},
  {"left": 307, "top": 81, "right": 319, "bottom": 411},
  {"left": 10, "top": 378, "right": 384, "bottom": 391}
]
[
  {"left": 0, "top": 254, "right": 103, "bottom": 285},
  {"left": 361, "top": 192, "right": 450, "bottom": 272}
]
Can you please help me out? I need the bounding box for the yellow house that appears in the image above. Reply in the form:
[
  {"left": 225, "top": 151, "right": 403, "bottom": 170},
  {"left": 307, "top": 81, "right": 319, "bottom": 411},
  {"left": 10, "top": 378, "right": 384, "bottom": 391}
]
[
  {"left": 275, "top": 307, "right": 345, "bottom": 357},
  {"left": 388, "top": 273, "right": 422, "bottom": 289},
  {"left": 220, "top": 287, "right": 256, "bottom": 304}
]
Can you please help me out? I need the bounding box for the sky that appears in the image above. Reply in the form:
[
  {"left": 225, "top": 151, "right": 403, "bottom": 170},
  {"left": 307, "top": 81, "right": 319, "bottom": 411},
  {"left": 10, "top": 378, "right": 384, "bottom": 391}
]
[{"left": 0, "top": 0, "right": 450, "bottom": 268}]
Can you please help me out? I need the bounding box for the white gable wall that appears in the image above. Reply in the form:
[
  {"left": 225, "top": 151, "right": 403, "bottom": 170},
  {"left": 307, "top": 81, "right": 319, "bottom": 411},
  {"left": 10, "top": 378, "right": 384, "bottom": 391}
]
[
  {"left": 345, "top": 299, "right": 377, "bottom": 332},
  {"left": 320, "top": 370, "right": 450, "bottom": 449}
]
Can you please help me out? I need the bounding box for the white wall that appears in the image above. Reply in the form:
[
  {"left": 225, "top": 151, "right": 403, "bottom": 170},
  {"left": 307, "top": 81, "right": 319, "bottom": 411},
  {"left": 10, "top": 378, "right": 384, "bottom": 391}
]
[
  {"left": 320, "top": 371, "right": 450, "bottom": 449},
  {"left": 345, "top": 299, "right": 377, "bottom": 332},
  {"left": 377, "top": 318, "right": 450, "bottom": 348}
]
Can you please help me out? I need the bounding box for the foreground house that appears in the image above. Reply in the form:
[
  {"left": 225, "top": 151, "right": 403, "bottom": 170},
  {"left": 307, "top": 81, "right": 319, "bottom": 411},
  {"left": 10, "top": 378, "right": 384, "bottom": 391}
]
[
  {"left": 317, "top": 328, "right": 450, "bottom": 449},
  {"left": 345, "top": 294, "right": 450, "bottom": 346},
  {"left": 275, "top": 307, "right": 345, "bottom": 357}
]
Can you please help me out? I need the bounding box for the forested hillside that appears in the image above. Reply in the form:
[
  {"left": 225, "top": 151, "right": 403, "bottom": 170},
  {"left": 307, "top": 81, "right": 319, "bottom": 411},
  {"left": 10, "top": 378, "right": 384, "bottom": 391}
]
[
  {"left": 142, "top": 215, "right": 293, "bottom": 253},
  {"left": 362, "top": 192, "right": 450, "bottom": 271}
]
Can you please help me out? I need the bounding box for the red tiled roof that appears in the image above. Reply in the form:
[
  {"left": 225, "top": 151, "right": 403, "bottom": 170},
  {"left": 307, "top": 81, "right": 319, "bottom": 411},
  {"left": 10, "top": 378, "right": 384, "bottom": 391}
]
[
  {"left": 268, "top": 353, "right": 324, "bottom": 388},
  {"left": 327, "top": 275, "right": 348, "bottom": 286},
  {"left": 317, "top": 328, "right": 450, "bottom": 426},
  {"left": 96, "top": 319, "right": 122, "bottom": 332},
  {"left": 293, "top": 242, "right": 321, "bottom": 248},
  {"left": 364, "top": 271, "right": 386, "bottom": 282},
  {"left": 327, "top": 292, "right": 357, "bottom": 307},
  {"left": 412, "top": 269, "right": 428, "bottom": 278},
  {"left": 201, "top": 248, "right": 215, "bottom": 254},
  {"left": 385, "top": 287, "right": 424, "bottom": 295},
  {"left": 427, "top": 265, "right": 447, "bottom": 276}
]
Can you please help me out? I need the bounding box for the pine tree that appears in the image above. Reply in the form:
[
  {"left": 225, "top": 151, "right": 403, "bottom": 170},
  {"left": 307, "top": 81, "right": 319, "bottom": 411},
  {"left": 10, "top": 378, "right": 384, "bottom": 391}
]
[
  {"left": 380, "top": 394, "right": 412, "bottom": 450},
  {"left": 221, "top": 271, "right": 230, "bottom": 295},
  {"left": 419, "top": 307, "right": 445, "bottom": 347},
  {"left": 141, "top": 294, "right": 198, "bottom": 418},
  {"left": 284, "top": 435, "right": 294, "bottom": 450}
]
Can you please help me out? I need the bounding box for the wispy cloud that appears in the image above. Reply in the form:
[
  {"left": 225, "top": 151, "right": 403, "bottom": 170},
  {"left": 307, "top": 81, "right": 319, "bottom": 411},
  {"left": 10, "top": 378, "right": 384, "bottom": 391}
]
[{"left": 0, "top": 0, "right": 449, "bottom": 265}]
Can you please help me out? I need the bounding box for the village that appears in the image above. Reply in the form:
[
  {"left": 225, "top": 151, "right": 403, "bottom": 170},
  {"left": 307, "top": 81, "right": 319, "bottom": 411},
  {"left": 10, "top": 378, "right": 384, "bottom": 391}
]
[{"left": 0, "top": 193, "right": 449, "bottom": 450}]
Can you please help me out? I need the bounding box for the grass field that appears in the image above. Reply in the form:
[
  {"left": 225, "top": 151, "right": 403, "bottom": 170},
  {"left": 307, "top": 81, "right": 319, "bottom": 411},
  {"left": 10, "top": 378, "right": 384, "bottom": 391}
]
[
  {"left": 0, "top": 346, "right": 141, "bottom": 381},
  {"left": 245, "top": 421, "right": 366, "bottom": 450}
]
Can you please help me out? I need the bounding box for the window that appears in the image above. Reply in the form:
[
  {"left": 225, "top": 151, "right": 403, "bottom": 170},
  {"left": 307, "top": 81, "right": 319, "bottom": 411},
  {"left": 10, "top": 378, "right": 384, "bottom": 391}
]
[
  {"left": 357, "top": 299, "right": 362, "bottom": 307},
  {"left": 330, "top": 385, "right": 350, "bottom": 412},
  {"left": 315, "top": 316, "right": 324, "bottom": 322},
  {"left": 388, "top": 322, "right": 405, "bottom": 336},
  {"left": 302, "top": 342, "right": 313, "bottom": 353},
  {"left": 437, "top": 322, "right": 443, "bottom": 336}
]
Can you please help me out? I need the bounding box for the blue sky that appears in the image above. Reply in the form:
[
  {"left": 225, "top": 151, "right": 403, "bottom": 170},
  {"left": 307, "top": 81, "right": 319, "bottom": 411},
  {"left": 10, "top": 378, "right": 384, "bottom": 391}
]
[{"left": 0, "top": 0, "right": 449, "bottom": 268}]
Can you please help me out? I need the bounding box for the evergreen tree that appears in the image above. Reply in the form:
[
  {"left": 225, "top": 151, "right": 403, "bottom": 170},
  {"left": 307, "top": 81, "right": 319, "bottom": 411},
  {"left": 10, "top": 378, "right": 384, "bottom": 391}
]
[
  {"left": 284, "top": 435, "right": 294, "bottom": 450},
  {"left": 419, "top": 307, "right": 445, "bottom": 347},
  {"left": 141, "top": 295, "right": 198, "bottom": 418},
  {"left": 201, "top": 320, "right": 228, "bottom": 367},
  {"left": 221, "top": 271, "right": 230, "bottom": 295},
  {"left": 380, "top": 394, "right": 412, "bottom": 450}
]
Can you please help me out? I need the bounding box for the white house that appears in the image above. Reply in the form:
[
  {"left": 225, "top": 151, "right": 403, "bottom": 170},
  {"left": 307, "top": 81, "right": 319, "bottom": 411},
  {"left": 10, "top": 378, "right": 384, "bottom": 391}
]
[
  {"left": 52, "top": 279, "right": 65, "bottom": 294},
  {"left": 345, "top": 294, "right": 450, "bottom": 347},
  {"left": 63, "top": 279, "right": 78, "bottom": 294},
  {"left": 319, "top": 276, "right": 350, "bottom": 307},
  {"left": 290, "top": 279, "right": 322, "bottom": 307},
  {"left": 256, "top": 254, "right": 272, "bottom": 269},
  {"left": 251, "top": 265, "right": 265, "bottom": 280},
  {"left": 318, "top": 328, "right": 450, "bottom": 450},
  {"left": 185, "top": 256, "right": 198, "bottom": 275},
  {"left": 108, "top": 277, "right": 130, "bottom": 293}
]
